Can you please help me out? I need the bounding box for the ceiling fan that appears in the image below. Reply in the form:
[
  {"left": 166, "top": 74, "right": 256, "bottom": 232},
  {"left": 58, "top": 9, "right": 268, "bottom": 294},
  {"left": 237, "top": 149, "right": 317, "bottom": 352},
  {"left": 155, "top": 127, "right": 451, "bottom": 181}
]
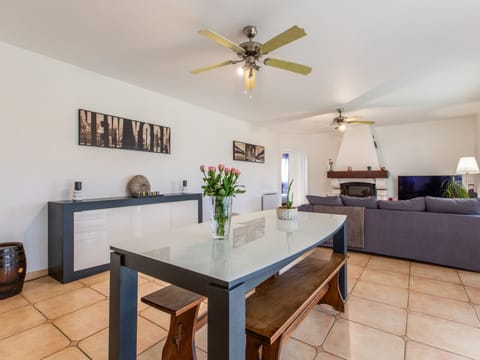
[
  {"left": 191, "top": 25, "right": 312, "bottom": 92},
  {"left": 331, "top": 108, "right": 374, "bottom": 131}
]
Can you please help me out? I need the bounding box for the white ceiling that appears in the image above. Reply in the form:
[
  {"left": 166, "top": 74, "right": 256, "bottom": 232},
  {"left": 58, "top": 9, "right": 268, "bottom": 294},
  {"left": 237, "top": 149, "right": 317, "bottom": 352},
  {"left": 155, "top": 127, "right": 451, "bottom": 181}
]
[{"left": 1, "top": 0, "right": 480, "bottom": 133}]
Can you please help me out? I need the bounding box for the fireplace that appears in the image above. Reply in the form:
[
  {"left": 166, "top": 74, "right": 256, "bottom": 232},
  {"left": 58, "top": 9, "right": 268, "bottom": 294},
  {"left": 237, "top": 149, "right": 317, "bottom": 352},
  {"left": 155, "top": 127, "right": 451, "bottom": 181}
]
[{"left": 340, "top": 182, "right": 376, "bottom": 197}]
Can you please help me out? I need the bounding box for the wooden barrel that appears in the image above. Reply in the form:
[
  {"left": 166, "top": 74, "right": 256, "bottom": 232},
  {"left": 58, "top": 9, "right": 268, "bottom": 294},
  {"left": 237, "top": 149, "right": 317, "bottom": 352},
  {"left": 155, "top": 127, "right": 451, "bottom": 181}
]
[{"left": 0, "top": 242, "right": 27, "bottom": 299}]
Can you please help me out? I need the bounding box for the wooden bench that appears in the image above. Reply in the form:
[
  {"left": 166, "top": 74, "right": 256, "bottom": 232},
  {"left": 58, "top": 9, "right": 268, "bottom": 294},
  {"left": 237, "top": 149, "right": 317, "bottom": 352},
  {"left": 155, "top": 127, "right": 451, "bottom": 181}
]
[
  {"left": 245, "top": 248, "right": 347, "bottom": 359},
  {"left": 141, "top": 285, "right": 208, "bottom": 359}
]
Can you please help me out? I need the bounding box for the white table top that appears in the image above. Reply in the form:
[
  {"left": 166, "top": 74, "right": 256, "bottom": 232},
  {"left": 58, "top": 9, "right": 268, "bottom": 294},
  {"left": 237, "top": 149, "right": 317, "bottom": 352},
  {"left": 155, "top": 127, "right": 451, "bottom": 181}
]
[{"left": 111, "top": 209, "right": 346, "bottom": 284}]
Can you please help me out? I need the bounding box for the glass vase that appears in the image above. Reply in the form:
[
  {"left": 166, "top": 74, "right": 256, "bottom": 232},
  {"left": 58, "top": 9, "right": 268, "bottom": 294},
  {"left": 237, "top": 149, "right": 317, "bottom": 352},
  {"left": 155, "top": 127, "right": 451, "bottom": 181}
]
[{"left": 208, "top": 196, "right": 233, "bottom": 240}]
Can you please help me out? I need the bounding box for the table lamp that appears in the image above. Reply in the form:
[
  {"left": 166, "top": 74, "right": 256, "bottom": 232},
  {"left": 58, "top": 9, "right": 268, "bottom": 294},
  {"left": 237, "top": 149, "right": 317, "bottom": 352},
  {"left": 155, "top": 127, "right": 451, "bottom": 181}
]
[{"left": 456, "top": 156, "right": 479, "bottom": 194}]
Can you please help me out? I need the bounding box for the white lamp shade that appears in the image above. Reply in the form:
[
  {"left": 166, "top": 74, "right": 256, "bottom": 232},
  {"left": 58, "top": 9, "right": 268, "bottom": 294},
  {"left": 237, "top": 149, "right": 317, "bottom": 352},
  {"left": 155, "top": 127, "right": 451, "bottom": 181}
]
[{"left": 456, "top": 156, "right": 480, "bottom": 174}]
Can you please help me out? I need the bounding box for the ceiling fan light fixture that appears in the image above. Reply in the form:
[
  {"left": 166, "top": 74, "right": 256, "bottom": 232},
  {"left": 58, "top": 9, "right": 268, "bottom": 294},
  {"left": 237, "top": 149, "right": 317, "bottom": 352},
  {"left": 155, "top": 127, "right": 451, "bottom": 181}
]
[
  {"left": 244, "top": 67, "right": 256, "bottom": 91},
  {"left": 338, "top": 123, "right": 347, "bottom": 132}
]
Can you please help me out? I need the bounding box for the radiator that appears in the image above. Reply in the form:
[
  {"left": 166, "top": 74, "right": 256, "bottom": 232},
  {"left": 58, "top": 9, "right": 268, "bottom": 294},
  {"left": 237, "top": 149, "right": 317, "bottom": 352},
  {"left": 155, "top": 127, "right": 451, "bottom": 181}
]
[{"left": 262, "top": 192, "right": 281, "bottom": 210}]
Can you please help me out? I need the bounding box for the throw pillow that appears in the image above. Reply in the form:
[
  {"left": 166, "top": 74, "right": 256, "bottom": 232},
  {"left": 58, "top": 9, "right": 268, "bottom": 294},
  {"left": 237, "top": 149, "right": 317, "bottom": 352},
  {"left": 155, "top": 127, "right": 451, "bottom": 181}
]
[
  {"left": 306, "top": 195, "right": 343, "bottom": 206},
  {"left": 377, "top": 197, "right": 425, "bottom": 212},
  {"left": 341, "top": 196, "right": 377, "bottom": 209},
  {"left": 425, "top": 196, "right": 480, "bottom": 215}
]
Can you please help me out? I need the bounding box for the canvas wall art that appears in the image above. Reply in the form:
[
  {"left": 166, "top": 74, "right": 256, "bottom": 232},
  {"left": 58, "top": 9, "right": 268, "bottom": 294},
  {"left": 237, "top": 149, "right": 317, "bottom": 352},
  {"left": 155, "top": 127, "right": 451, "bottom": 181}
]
[
  {"left": 79, "top": 109, "right": 170, "bottom": 154},
  {"left": 233, "top": 140, "right": 265, "bottom": 163}
]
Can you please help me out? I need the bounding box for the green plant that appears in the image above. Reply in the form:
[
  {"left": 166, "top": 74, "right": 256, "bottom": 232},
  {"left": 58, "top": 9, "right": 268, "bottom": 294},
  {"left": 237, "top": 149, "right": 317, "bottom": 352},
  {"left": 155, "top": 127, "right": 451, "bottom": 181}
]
[
  {"left": 285, "top": 179, "right": 294, "bottom": 208},
  {"left": 442, "top": 176, "right": 469, "bottom": 198}
]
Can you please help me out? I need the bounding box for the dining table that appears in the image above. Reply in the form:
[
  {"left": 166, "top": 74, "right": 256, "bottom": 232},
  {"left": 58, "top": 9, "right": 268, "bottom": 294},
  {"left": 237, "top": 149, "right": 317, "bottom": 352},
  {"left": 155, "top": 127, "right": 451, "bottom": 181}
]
[{"left": 108, "top": 209, "right": 347, "bottom": 360}]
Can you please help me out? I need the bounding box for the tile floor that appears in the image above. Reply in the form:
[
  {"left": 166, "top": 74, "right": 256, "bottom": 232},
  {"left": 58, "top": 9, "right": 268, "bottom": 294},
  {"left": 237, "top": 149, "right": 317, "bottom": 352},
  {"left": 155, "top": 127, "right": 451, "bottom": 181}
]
[{"left": 1, "top": 251, "right": 480, "bottom": 359}]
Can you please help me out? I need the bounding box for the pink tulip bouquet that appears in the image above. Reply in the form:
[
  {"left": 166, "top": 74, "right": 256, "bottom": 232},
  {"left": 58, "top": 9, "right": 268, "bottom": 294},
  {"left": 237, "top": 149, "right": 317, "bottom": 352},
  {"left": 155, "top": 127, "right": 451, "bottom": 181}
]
[
  {"left": 200, "top": 164, "right": 246, "bottom": 197},
  {"left": 200, "top": 164, "right": 245, "bottom": 239}
]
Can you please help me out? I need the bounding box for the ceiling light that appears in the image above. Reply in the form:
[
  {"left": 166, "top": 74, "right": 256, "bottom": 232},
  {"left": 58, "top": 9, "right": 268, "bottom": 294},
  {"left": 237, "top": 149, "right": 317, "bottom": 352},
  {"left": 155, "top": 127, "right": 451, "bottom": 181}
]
[
  {"left": 338, "top": 124, "right": 346, "bottom": 132},
  {"left": 236, "top": 67, "right": 244, "bottom": 77}
]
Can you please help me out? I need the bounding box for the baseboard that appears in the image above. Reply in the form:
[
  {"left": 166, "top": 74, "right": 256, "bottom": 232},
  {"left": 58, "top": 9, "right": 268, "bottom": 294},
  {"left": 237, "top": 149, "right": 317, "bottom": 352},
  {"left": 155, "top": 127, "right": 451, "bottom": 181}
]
[{"left": 25, "top": 268, "right": 48, "bottom": 281}]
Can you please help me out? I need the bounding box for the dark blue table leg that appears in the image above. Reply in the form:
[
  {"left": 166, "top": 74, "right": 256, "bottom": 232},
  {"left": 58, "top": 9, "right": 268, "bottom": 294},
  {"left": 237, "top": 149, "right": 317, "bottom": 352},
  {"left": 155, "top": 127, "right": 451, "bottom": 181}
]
[
  {"left": 109, "top": 252, "right": 138, "bottom": 360},
  {"left": 333, "top": 222, "right": 348, "bottom": 301},
  {"left": 207, "top": 282, "right": 246, "bottom": 360}
]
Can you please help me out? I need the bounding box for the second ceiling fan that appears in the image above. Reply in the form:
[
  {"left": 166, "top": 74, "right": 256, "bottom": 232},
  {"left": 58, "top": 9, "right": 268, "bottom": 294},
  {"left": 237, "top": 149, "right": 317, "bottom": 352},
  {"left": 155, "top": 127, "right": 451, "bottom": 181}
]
[
  {"left": 191, "top": 25, "right": 312, "bottom": 92},
  {"left": 331, "top": 108, "right": 374, "bottom": 131}
]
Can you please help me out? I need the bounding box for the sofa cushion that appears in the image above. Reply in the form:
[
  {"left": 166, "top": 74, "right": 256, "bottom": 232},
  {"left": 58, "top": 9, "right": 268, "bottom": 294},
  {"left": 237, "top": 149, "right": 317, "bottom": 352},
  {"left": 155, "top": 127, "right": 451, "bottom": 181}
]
[
  {"left": 425, "top": 196, "right": 480, "bottom": 215},
  {"left": 377, "top": 197, "right": 425, "bottom": 212},
  {"left": 341, "top": 196, "right": 377, "bottom": 209},
  {"left": 306, "top": 195, "right": 343, "bottom": 206}
]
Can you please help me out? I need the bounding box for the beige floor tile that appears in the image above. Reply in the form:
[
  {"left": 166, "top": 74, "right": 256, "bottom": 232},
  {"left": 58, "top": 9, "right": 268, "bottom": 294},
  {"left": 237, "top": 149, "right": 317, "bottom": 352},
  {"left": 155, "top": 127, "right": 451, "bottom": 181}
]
[
  {"left": 347, "top": 264, "right": 365, "bottom": 279},
  {"left": 196, "top": 348, "right": 208, "bottom": 360},
  {"left": 89, "top": 279, "right": 110, "bottom": 297},
  {"left": 35, "top": 287, "right": 105, "bottom": 319},
  {"left": 341, "top": 295, "right": 407, "bottom": 335},
  {"left": 360, "top": 268, "right": 409, "bottom": 288},
  {"left": 407, "top": 312, "right": 480, "bottom": 359},
  {"left": 78, "top": 328, "right": 108, "bottom": 360},
  {"left": 0, "top": 305, "right": 46, "bottom": 339},
  {"left": 323, "top": 318, "right": 404, "bottom": 360},
  {"left": 140, "top": 306, "right": 170, "bottom": 331},
  {"left": 0, "top": 323, "right": 70, "bottom": 359},
  {"left": 314, "top": 351, "right": 343, "bottom": 359},
  {"left": 91, "top": 276, "right": 149, "bottom": 298},
  {"left": 474, "top": 305, "right": 480, "bottom": 322},
  {"left": 347, "top": 276, "right": 357, "bottom": 295},
  {"left": 195, "top": 325, "right": 208, "bottom": 352},
  {"left": 43, "top": 346, "right": 90, "bottom": 359},
  {"left": 367, "top": 256, "right": 410, "bottom": 274},
  {"left": 409, "top": 291, "right": 479, "bottom": 326},
  {"left": 137, "top": 282, "right": 164, "bottom": 312},
  {"left": 137, "top": 316, "right": 168, "bottom": 354},
  {"left": 411, "top": 263, "right": 461, "bottom": 284},
  {"left": 315, "top": 303, "right": 341, "bottom": 316},
  {"left": 466, "top": 286, "right": 480, "bottom": 305},
  {"left": 78, "top": 271, "right": 109, "bottom": 286},
  {"left": 347, "top": 252, "right": 371, "bottom": 266},
  {"left": 406, "top": 341, "right": 470, "bottom": 360},
  {"left": 54, "top": 300, "right": 109, "bottom": 341},
  {"left": 79, "top": 316, "right": 167, "bottom": 359},
  {"left": 0, "top": 294, "right": 28, "bottom": 314},
  {"left": 279, "top": 337, "right": 317, "bottom": 359},
  {"left": 291, "top": 308, "right": 335, "bottom": 346},
  {"left": 458, "top": 270, "right": 480, "bottom": 288},
  {"left": 352, "top": 280, "right": 408, "bottom": 308},
  {"left": 410, "top": 277, "right": 469, "bottom": 302},
  {"left": 21, "top": 277, "right": 83, "bottom": 303},
  {"left": 137, "top": 339, "right": 166, "bottom": 359}
]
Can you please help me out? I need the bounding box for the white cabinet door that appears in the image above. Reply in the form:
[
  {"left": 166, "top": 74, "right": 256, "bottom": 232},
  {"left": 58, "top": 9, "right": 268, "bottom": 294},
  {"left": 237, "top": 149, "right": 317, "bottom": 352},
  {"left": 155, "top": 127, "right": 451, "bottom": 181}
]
[
  {"left": 171, "top": 200, "right": 198, "bottom": 229},
  {"left": 73, "top": 200, "right": 198, "bottom": 271},
  {"left": 73, "top": 207, "right": 131, "bottom": 271}
]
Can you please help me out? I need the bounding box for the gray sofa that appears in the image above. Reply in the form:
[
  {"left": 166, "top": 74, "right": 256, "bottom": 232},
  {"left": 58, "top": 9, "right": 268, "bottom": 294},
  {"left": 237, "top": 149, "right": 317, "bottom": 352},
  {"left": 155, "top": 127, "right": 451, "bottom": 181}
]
[{"left": 299, "top": 195, "right": 480, "bottom": 272}]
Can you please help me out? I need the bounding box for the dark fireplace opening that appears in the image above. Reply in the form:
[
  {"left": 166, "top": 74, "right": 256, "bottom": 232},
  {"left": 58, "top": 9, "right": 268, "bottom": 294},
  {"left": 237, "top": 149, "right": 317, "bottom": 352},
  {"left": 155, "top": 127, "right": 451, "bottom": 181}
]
[{"left": 341, "top": 182, "right": 376, "bottom": 197}]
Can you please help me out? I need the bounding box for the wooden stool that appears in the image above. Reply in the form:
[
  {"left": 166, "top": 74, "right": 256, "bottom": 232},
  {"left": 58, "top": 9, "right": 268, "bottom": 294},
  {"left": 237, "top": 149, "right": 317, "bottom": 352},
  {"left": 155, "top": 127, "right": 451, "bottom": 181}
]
[{"left": 141, "top": 285, "right": 207, "bottom": 360}]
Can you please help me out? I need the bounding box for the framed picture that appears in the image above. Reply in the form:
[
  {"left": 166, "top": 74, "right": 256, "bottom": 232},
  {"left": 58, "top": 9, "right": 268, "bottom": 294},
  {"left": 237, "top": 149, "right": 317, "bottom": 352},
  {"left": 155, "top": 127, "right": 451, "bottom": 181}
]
[
  {"left": 233, "top": 140, "right": 265, "bottom": 163},
  {"left": 79, "top": 109, "right": 170, "bottom": 154}
]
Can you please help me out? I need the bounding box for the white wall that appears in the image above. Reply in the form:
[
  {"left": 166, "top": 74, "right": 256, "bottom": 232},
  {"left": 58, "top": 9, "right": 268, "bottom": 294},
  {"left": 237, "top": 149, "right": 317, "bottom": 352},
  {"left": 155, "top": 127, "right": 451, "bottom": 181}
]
[
  {"left": 280, "top": 118, "right": 477, "bottom": 199},
  {"left": 374, "top": 117, "right": 477, "bottom": 197},
  {"left": 278, "top": 133, "right": 341, "bottom": 196},
  {"left": 0, "top": 42, "right": 280, "bottom": 274}
]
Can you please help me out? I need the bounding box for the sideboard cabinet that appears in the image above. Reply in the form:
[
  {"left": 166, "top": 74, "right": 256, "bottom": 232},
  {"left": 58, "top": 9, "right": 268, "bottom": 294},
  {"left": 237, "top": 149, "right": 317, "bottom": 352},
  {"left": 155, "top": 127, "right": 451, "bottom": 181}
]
[{"left": 48, "top": 194, "right": 202, "bottom": 283}]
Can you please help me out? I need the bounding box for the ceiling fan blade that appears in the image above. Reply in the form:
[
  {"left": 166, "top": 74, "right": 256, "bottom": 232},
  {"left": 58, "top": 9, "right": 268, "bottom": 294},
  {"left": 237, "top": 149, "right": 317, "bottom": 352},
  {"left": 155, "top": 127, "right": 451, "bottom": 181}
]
[
  {"left": 260, "top": 26, "right": 307, "bottom": 54},
  {"left": 198, "top": 29, "right": 245, "bottom": 55},
  {"left": 264, "top": 58, "right": 312, "bottom": 75},
  {"left": 346, "top": 120, "right": 375, "bottom": 125},
  {"left": 190, "top": 60, "right": 235, "bottom": 74}
]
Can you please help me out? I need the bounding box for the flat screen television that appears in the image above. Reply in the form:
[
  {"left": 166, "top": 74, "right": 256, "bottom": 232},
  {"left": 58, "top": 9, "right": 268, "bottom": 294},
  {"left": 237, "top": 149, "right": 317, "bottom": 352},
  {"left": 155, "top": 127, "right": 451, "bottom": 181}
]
[{"left": 398, "top": 175, "right": 462, "bottom": 200}]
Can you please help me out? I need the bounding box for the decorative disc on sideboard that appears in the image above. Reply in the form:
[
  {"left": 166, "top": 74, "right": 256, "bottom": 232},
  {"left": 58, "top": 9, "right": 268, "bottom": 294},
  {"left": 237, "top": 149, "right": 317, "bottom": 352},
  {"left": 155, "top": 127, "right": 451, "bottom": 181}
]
[{"left": 128, "top": 175, "right": 151, "bottom": 196}]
